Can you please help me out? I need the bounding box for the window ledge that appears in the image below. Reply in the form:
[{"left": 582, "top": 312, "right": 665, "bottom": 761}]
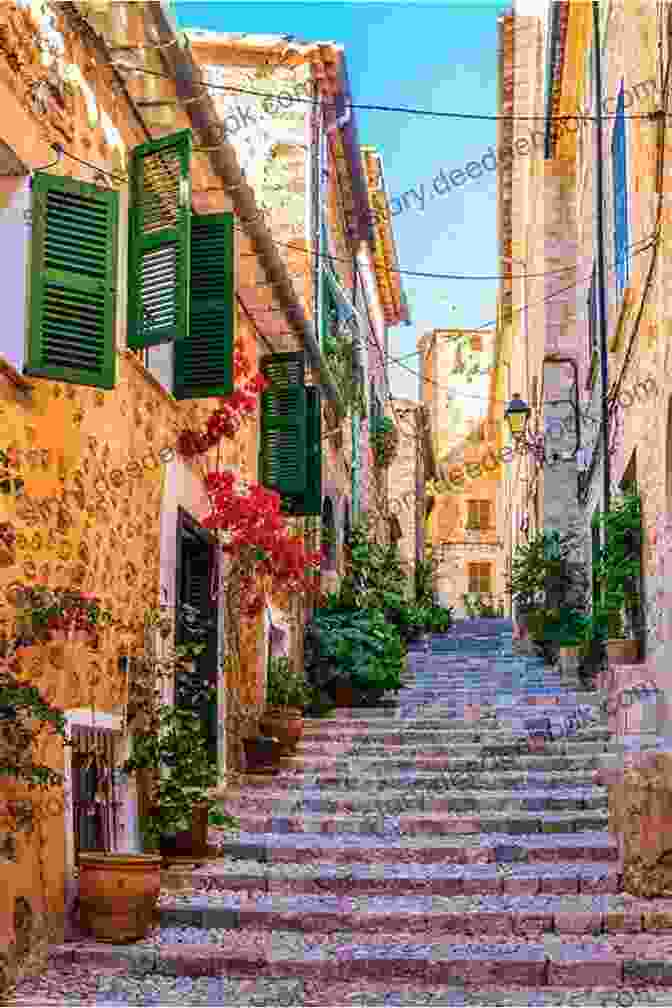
[
  {"left": 0, "top": 356, "right": 33, "bottom": 395},
  {"left": 123, "top": 350, "right": 178, "bottom": 412}
]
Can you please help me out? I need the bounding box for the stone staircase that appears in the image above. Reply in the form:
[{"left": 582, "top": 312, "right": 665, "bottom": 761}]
[{"left": 45, "top": 625, "right": 672, "bottom": 1004}]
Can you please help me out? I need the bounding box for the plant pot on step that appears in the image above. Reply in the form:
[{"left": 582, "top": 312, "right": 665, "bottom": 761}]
[
  {"left": 158, "top": 803, "right": 209, "bottom": 862},
  {"left": 606, "top": 638, "right": 639, "bottom": 664},
  {"left": 259, "top": 706, "right": 304, "bottom": 754},
  {"left": 243, "top": 735, "right": 284, "bottom": 772},
  {"left": 77, "top": 853, "right": 162, "bottom": 943}
]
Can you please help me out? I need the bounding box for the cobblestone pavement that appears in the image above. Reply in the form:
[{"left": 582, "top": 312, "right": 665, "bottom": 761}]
[{"left": 9, "top": 620, "right": 672, "bottom": 1005}]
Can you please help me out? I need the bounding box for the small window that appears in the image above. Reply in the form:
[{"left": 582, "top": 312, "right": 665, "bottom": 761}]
[
  {"left": 468, "top": 562, "right": 492, "bottom": 594},
  {"left": 467, "top": 500, "right": 491, "bottom": 530}
]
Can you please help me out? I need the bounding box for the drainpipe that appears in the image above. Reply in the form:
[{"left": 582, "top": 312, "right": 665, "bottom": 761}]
[{"left": 593, "top": 0, "right": 611, "bottom": 519}]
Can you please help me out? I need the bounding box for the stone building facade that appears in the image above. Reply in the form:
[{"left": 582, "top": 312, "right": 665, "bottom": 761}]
[
  {"left": 499, "top": 0, "right": 672, "bottom": 891},
  {"left": 387, "top": 398, "right": 435, "bottom": 595},
  {"left": 420, "top": 327, "right": 506, "bottom": 616},
  {"left": 0, "top": 0, "right": 400, "bottom": 990}
]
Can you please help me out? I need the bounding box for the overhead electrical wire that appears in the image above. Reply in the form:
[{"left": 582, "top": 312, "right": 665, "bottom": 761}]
[{"left": 112, "top": 60, "right": 660, "bottom": 121}]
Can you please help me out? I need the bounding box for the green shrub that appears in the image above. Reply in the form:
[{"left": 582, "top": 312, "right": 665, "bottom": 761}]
[
  {"left": 309, "top": 606, "right": 404, "bottom": 694},
  {"left": 266, "top": 656, "right": 312, "bottom": 708}
]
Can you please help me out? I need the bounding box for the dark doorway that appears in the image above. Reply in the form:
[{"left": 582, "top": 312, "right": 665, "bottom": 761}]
[{"left": 175, "top": 509, "right": 218, "bottom": 765}]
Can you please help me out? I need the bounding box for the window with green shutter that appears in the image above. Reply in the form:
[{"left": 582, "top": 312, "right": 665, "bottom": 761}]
[
  {"left": 286, "top": 385, "right": 322, "bottom": 517},
  {"left": 26, "top": 172, "right": 118, "bottom": 389},
  {"left": 260, "top": 352, "right": 307, "bottom": 501},
  {"left": 127, "top": 129, "right": 192, "bottom": 349},
  {"left": 174, "top": 212, "right": 234, "bottom": 399}
]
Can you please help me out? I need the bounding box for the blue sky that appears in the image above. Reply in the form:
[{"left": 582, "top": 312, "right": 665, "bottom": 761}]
[{"left": 175, "top": 1, "right": 507, "bottom": 405}]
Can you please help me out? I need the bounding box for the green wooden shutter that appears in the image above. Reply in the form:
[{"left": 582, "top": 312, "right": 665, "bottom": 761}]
[
  {"left": 127, "top": 129, "right": 192, "bottom": 349},
  {"left": 260, "top": 352, "right": 307, "bottom": 499},
  {"left": 26, "top": 172, "right": 118, "bottom": 389},
  {"left": 290, "top": 385, "right": 322, "bottom": 516},
  {"left": 174, "top": 212, "right": 234, "bottom": 399}
]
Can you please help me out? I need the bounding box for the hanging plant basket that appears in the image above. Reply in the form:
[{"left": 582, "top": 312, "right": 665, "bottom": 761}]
[{"left": 371, "top": 417, "right": 399, "bottom": 468}]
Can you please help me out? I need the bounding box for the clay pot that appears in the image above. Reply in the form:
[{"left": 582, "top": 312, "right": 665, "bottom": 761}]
[
  {"left": 242, "top": 736, "right": 283, "bottom": 773},
  {"left": 606, "top": 638, "right": 639, "bottom": 664},
  {"left": 158, "top": 804, "right": 209, "bottom": 863},
  {"left": 259, "top": 706, "right": 304, "bottom": 754},
  {"left": 77, "top": 853, "right": 161, "bottom": 943},
  {"left": 332, "top": 682, "right": 385, "bottom": 708}
]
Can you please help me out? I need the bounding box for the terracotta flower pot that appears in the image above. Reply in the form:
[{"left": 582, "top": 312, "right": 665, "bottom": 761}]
[
  {"left": 259, "top": 706, "right": 304, "bottom": 754},
  {"left": 158, "top": 804, "right": 209, "bottom": 862},
  {"left": 606, "top": 638, "right": 639, "bottom": 664},
  {"left": 77, "top": 853, "right": 162, "bottom": 943}
]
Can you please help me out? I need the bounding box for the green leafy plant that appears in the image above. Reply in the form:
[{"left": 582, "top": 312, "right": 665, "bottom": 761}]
[
  {"left": 414, "top": 550, "right": 436, "bottom": 607},
  {"left": 308, "top": 607, "right": 404, "bottom": 694},
  {"left": 370, "top": 416, "right": 399, "bottom": 468},
  {"left": 12, "top": 585, "right": 112, "bottom": 643},
  {"left": 594, "top": 492, "right": 642, "bottom": 640},
  {"left": 122, "top": 698, "right": 237, "bottom": 849},
  {"left": 0, "top": 636, "right": 68, "bottom": 791},
  {"left": 266, "top": 656, "right": 312, "bottom": 708},
  {"left": 462, "top": 593, "right": 501, "bottom": 618}
]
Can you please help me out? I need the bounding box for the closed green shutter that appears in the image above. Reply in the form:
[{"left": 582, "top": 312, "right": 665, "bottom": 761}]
[
  {"left": 127, "top": 128, "right": 192, "bottom": 349},
  {"left": 260, "top": 352, "right": 307, "bottom": 500},
  {"left": 26, "top": 172, "right": 118, "bottom": 389},
  {"left": 290, "top": 385, "right": 322, "bottom": 516},
  {"left": 174, "top": 212, "right": 234, "bottom": 399}
]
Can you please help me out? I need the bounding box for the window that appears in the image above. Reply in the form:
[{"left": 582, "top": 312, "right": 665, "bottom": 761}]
[
  {"left": 259, "top": 351, "right": 322, "bottom": 516},
  {"left": 468, "top": 562, "right": 492, "bottom": 594},
  {"left": 612, "top": 82, "right": 630, "bottom": 301},
  {"left": 467, "top": 500, "right": 491, "bottom": 530},
  {"left": 70, "top": 724, "right": 123, "bottom": 857},
  {"left": 25, "top": 129, "right": 234, "bottom": 398}
]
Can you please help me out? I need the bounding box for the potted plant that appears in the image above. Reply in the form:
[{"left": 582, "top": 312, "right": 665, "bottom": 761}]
[
  {"left": 242, "top": 733, "right": 285, "bottom": 772},
  {"left": 121, "top": 698, "right": 237, "bottom": 861},
  {"left": 79, "top": 700, "right": 238, "bottom": 943},
  {"left": 595, "top": 493, "right": 642, "bottom": 666},
  {"left": 259, "top": 656, "right": 311, "bottom": 754},
  {"left": 602, "top": 603, "right": 639, "bottom": 664}
]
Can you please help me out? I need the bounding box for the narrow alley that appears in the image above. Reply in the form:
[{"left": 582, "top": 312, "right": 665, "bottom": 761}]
[{"left": 10, "top": 620, "right": 672, "bottom": 1006}]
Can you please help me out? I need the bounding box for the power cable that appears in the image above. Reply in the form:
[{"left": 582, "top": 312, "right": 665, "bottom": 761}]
[
  {"left": 234, "top": 227, "right": 616, "bottom": 281},
  {"left": 111, "top": 61, "right": 660, "bottom": 121}
]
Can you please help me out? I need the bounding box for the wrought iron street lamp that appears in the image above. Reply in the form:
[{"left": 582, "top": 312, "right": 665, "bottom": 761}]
[
  {"left": 504, "top": 394, "right": 547, "bottom": 464},
  {"left": 504, "top": 394, "right": 531, "bottom": 437}
]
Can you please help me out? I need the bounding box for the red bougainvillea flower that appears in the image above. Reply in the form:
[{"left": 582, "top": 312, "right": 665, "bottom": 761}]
[
  {"left": 202, "top": 472, "right": 321, "bottom": 617},
  {"left": 177, "top": 345, "right": 270, "bottom": 461}
]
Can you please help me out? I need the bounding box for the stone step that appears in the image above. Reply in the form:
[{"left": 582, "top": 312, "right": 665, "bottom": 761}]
[
  {"left": 158, "top": 891, "right": 672, "bottom": 937},
  {"left": 277, "top": 752, "right": 608, "bottom": 773},
  {"left": 222, "top": 786, "right": 608, "bottom": 816},
  {"left": 290, "top": 983, "right": 672, "bottom": 1007},
  {"left": 215, "top": 830, "right": 619, "bottom": 865},
  {"left": 167, "top": 857, "right": 622, "bottom": 897},
  {"left": 296, "top": 740, "right": 610, "bottom": 760},
  {"left": 300, "top": 727, "right": 610, "bottom": 744},
  {"left": 231, "top": 807, "right": 609, "bottom": 836},
  {"left": 54, "top": 930, "right": 672, "bottom": 987},
  {"left": 229, "top": 768, "right": 604, "bottom": 791}
]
